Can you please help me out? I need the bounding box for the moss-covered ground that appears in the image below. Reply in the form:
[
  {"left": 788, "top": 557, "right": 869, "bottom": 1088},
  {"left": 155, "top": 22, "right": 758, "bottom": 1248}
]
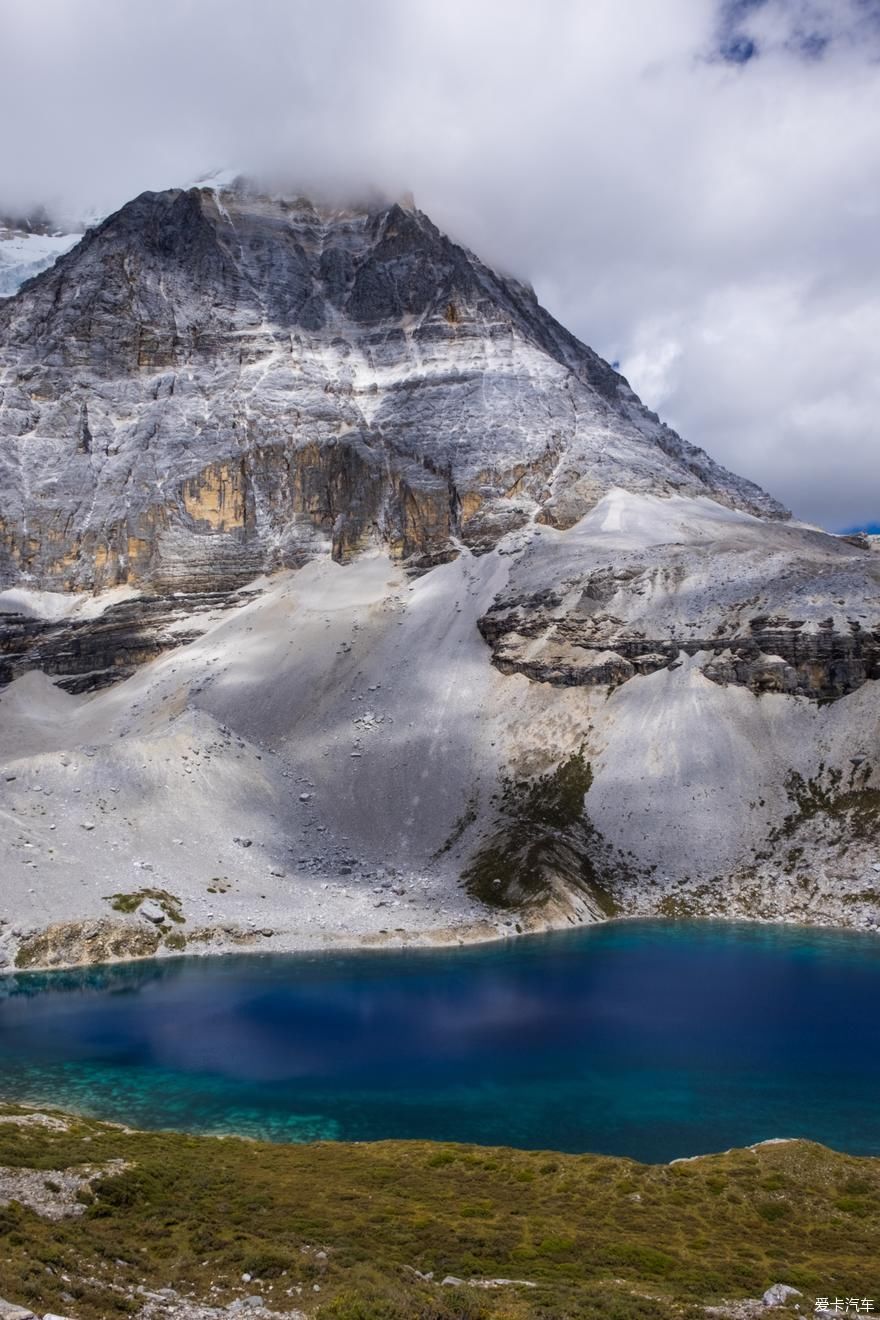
[
  {"left": 0, "top": 1105, "right": 877, "bottom": 1319},
  {"left": 106, "top": 889, "right": 186, "bottom": 924}
]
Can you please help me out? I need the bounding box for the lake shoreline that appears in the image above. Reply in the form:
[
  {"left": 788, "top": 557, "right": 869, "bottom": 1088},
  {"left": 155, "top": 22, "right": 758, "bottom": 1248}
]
[
  {"left": 0, "top": 1099, "right": 812, "bottom": 1163},
  {"left": 3, "top": 900, "right": 878, "bottom": 977}
]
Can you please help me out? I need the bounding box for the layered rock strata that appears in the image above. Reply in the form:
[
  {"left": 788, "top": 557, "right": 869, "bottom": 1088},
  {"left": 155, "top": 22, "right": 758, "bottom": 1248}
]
[
  {"left": 478, "top": 495, "right": 880, "bottom": 703},
  {"left": 0, "top": 591, "right": 236, "bottom": 692}
]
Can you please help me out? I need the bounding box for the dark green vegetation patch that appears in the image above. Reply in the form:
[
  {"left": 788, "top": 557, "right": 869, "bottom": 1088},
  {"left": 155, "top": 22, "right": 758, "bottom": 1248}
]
[
  {"left": 767, "top": 761, "right": 879, "bottom": 847},
  {"left": 0, "top": 1107, "right": 875, "bottom": 1319},
  {"left": 105, "top": 888, "right": 186, "bottom": 923},
  {"left": 463, "top": 750, "right": 620, "bottom": 916},
  {"left": 789, "top": 765, "right": 879, "bottom": 840}
]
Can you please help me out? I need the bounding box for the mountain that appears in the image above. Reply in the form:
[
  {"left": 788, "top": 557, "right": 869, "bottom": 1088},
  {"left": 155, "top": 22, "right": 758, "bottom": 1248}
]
[
  {"left": 0, "top": 184, "right": 784, "bottom": 594},
  {"left": 0, "top": 182, "right": 877, "bottom": 971}
]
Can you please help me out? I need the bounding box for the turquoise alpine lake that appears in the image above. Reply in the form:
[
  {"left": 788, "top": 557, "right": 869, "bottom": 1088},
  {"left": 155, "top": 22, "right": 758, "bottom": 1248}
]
[{"left": 1, "top": 919, "right": 878, "bottom": 1162}]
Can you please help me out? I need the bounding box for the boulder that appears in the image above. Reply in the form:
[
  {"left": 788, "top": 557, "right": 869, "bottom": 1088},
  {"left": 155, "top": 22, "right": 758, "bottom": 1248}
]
[
  {"left": 0, "top": 1300, "right": 37, "bottom": 1320},
  {"left": 138, "top": 898, "right": 166, "bottom": 925},
  {"left": 762, "top": 1283, "right": 802, "bottom": 1307}
]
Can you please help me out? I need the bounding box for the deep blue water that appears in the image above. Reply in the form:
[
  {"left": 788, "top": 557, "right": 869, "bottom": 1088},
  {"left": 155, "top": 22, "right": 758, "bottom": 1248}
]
[{"left": 1, "top": 920, "right": 879, "bottom": 1162}]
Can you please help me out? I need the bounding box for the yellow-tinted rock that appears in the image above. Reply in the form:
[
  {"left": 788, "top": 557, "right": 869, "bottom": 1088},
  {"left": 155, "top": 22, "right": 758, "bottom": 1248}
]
[{"left": 182, "top": 461, "right": 247, "bottom": 531}]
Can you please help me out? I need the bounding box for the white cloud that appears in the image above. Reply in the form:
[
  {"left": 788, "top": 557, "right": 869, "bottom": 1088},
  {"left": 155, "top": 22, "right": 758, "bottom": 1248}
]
[
  {"left": 619, "top": 280, "right": 880, "bottom": 528},
  {"left": 0, "top": 0, "right": 877, "bottom": 527}
]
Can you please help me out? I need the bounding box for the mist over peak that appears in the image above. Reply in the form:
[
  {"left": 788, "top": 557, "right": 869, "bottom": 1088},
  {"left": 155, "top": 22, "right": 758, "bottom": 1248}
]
[{"left": 2, "top": 0, "right": 878, "bottom": 527}]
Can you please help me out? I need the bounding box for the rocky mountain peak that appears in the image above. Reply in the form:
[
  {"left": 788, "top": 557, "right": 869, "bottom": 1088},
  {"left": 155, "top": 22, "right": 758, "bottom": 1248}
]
[
  {"left": 0, "top": 182, "right": 786, "bottom": 595},
  {"left": 0, "top": 183, "right": 877, "bottom": 953}
]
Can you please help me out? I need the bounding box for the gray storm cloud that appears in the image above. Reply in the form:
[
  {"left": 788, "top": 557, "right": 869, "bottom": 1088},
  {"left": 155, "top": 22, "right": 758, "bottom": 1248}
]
[{"left": 1, "top": 0, "right": 878, "bottom": 528}]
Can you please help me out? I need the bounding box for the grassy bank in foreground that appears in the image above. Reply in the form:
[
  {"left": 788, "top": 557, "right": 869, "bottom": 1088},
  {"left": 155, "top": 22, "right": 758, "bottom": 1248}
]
[{"left": 0, "top": 1106, "right": 877, "bottom": 1320}]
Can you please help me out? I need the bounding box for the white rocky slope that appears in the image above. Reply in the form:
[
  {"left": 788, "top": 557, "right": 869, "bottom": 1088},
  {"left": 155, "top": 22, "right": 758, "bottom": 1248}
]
[
  {"left": 0, "top": 184, "right": 877, "bottom": 969},
  {"left": 0, "top": 491, "right": 878, "bottom": 971}
]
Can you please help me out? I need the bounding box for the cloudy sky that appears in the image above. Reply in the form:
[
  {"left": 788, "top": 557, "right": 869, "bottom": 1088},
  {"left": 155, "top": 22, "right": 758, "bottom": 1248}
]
[{"left": 2, "top": 0, "right": 878, "bottom": 529}]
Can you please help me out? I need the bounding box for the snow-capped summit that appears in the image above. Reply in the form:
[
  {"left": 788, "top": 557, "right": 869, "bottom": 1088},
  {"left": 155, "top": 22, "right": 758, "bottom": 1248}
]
[{"left": 0, "top": 210, "right": 81, "bottom": 298}]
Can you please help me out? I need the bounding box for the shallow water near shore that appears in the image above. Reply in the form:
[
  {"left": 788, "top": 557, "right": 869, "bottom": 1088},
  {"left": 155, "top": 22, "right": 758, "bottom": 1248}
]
[{"left": 1, "top": 919, "right": 878, "bottom": 1162}]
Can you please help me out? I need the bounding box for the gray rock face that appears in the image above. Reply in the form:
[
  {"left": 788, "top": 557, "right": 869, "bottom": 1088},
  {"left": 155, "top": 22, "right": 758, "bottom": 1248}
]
[
  {"left": 478, "top": 492, "right": 880, "bottom": 702},
  {"left": 0, "top": 590, "right": 235, "bottom": 691},
  {"left": 0, "top": 183, "right": 785, "bottom": 597}
]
